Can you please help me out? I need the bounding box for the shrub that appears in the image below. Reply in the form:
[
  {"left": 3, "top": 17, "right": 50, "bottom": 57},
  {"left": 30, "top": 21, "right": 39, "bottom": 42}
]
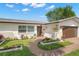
[
  {"left": 14, "top": 38, "right": 18, "bottom": 40},
  {"left": 0, "top": 34, "right": 4, "bottom": 40},
  {"left": 20, "top": 34, "right": 29, "bottom": 40},
  {"left": 22, "top": 36, "right": 29, "bottom": 40},
  {"left": 42, "top": 37, "right": 58, "bottom": 43},
  {"left": 5, "top": 37, "right": 15, "bottom": 40},
  {"left": 21, "top": 34, "right": 24, "bottom": 39},
  {"left": 29, "top": 34, "right": 36, "bottom": 39}
]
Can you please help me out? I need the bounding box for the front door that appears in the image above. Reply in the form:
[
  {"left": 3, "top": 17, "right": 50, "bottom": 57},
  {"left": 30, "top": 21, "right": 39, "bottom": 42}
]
[{"left": 37, "top": 26, "right": 42, "bottom": 36}]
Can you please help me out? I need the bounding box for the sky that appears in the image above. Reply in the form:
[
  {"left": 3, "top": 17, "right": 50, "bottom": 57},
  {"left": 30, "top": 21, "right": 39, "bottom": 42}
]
[{"left": 0, "top": 3, "right": 79, "bottom": 22}]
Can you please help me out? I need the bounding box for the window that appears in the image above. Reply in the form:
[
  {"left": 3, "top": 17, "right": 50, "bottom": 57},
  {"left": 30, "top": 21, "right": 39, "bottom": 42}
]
[
  {"left": 18, "top": 25, "right": 34, "bottom": 33},
  {"left": 28, "top": 26, "right": 34, "bottom": 32},
  {"left": 18, "top": 26, "right": 26, "bottom": 32}
]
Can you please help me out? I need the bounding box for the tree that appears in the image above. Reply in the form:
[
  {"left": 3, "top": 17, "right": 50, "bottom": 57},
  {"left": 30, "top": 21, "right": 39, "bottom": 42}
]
[
  {"left": 63, "top": 6, "right": 75, "bottom": 18},
  {"left": 46, "top": 5, "right": 76, "bottom": 22}
]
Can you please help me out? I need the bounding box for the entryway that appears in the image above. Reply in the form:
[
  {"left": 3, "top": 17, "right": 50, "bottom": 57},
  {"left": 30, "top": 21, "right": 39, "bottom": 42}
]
[
  {"left": 37, "top": 26, "right": 42, "bottom": 36},
  {"left": 62, "top": 26, "right": 77, "bottom": 38}
]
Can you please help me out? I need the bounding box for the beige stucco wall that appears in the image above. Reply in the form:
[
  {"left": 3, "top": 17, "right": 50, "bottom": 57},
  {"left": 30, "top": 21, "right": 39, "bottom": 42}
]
[
  {"left": 42, "top": 23, "right": 58, "bottom": 38},
  {"left": 0, "top": 23, "right": 18, "bottom": 38},
  {"left": 0, "top": 23, "right": 39, "bottom": 38}
]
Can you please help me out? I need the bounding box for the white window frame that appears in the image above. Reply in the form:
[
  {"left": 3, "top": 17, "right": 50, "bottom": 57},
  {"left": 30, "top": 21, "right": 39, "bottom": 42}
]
[
  {"left": 18, "top": 25, "right": 34, "bottom": 33},
  {"left": 18, "top": 25, "right": 26, "bottom": 33},
  {"left": 27, "top": 26, "right": 34, "bottom": 32}
]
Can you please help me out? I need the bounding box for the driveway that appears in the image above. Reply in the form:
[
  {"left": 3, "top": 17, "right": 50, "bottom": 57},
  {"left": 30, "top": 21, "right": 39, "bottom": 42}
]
[
  {"left": 62, "top": 37, "right": 79, "bottom": 54},
  {"left": 28, "top": 37, "right": 79, "bottom": 56}
]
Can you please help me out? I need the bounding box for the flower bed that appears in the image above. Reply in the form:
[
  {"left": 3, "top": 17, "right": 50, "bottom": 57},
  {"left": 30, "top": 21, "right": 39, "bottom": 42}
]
[
  {"left": 38, "top": 42, "right": 64, "bottom": 50},
  {"left": 41, "top": 38, "right": 59, "bottom": 43},
  {"left": 40, "top": 38, "right": 59, "bottom": 45},
  {"left": 38, "top": 38, "right": 72, "bottom": 50},
  {"left": 0, "top": 45, "right": 22, "bottom": 53},
  {"left": 40, "top": 41, "right": 58, "bottom": 45}
]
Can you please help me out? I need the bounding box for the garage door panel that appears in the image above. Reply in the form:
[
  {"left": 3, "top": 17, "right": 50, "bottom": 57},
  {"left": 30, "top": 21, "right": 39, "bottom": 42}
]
[{"left": 62, "top": 27, "right": 77, "bottom": 38}]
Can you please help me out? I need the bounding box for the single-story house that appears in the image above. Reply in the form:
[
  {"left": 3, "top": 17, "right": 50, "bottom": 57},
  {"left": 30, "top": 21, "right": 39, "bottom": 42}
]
[
  {"left": 43, "top": 16, "right": 79, "bottom": 39},
  {"left": 0, "top": 16, "right": 79, "bottom": 39}
]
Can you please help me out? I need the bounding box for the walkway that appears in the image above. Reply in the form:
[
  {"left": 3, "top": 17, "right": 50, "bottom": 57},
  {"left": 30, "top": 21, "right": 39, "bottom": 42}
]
[{"left": 28, "top": 37, "right": 79, "bottom": 56}]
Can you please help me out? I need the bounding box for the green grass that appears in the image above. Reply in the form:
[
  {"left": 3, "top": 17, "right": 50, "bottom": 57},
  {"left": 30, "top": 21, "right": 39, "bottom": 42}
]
[
  {"left": 58, "top": 40, "right": 72, "bottom": 46},
  {"left": 0, "top": 39, "right": 35, "bottom": 56},
  {"left": 0, "top": 39, "right": 32, "bottom": 47},
  {"left": 38, "top": 40, "right": 72, "bottom": 50},
  {"left": 65, "top": 49, "right": 79, "bottom": 56},
  {"left": 0, "top": 46, "right": 34, "bottom": 56}
]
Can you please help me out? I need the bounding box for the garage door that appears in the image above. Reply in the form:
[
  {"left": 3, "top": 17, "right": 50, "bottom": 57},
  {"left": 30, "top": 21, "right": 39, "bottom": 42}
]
[{"left": 62, "top": 26, "right": 77, "bottom": 38}]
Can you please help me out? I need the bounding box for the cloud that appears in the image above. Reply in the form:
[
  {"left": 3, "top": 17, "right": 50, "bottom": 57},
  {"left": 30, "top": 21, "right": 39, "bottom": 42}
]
[
  {"left": 6, "top": 4, "right": 14, "bottom": 8},
  {"left": 21, "top": 3, "right": 46, "bottom": 8},
  {"left": 30, "top": 3, "right": 46, "bottom": 8},
  {"left": 22, "top": 8, "right": 30, "bottom": 12},
  {"left": 21, "top": 3, "right": 30, "bottom": 5},
  {"left": 46, "top": 5, "right": 55, "bottom": 10}
]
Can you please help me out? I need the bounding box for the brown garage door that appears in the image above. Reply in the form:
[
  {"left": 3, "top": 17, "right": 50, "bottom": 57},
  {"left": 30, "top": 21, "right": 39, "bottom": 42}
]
[{"left": 62, "top": 26, "right": 77, "bottom": 38}]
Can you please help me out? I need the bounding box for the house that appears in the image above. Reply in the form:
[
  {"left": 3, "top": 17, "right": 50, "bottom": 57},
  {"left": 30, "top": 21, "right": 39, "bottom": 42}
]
[
  {"left": 0, "top": 17, "right": 79, "bottom": 39},
  {"left": 42, "top": 16, "right": 79, "bottom": 39},
  {"left": 0, "top": 18, "right": 44, "bottom": 39}
]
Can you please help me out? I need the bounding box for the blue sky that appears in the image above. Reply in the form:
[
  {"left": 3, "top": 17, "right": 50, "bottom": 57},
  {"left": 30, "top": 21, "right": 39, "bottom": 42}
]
[{"left": 0, "top": 3, "right": 79, "bottom": 22}]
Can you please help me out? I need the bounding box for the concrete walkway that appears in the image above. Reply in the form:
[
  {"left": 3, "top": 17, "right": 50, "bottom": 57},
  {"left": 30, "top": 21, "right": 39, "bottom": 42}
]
[{"left": 28, "top": 37, "right": 79, "bottom": 56}]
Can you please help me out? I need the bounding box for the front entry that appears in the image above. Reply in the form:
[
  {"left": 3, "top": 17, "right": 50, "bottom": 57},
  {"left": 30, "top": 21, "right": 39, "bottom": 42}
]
[
  {"left": 37, "top": 26, "right": 42, "bottom": 36},
  {"left": 62, "top": 26, "right": 77, "bottom": 38}
]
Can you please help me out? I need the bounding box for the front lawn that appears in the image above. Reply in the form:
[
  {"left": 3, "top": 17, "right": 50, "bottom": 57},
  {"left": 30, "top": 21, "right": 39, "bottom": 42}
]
[
  {"left": 0, "top": 39, "right": 33, "bottom": 47},
  {"left": 0, "top": 39, "right": 35, "bottom": 56},
  {"left": 65, "top": 49, "right": 79, "bottom": 56}
]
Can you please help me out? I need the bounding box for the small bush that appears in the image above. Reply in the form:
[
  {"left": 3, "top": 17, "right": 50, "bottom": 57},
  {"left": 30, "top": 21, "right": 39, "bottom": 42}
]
[
  {"left": 20, "top": 34, "right": 29, "bottom": 40},
  {"left": 42, "top": 37, "right": 58, "bottom": 43},
  {"left": 5, "top": 37, "right": 16, "bottom": 40},
  {"left": 0, "top": 34, "right": 4, "bottom": 40},
  {"left": 30, "top": 34, "right": 36, "bottom": 39},
  {"left": 22, "top": 36, "right": 29, "bottom": 40}
]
